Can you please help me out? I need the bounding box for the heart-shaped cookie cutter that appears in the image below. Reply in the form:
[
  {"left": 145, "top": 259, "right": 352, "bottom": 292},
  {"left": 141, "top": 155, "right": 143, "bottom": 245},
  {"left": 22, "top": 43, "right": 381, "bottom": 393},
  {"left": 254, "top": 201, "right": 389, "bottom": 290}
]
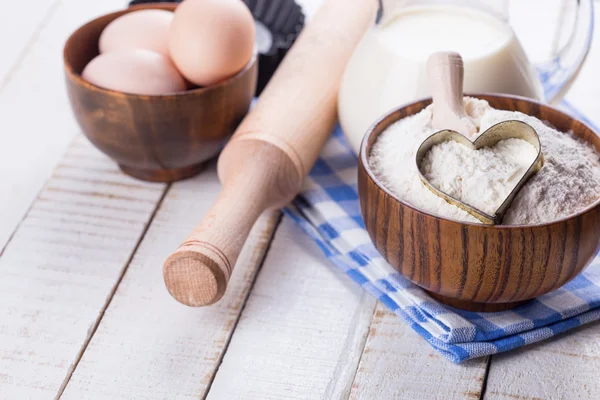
[
  {"left": 416, "top": 120, "right": 544, "bottom": 225},
  {"left": 418, "top": 51, "right": 544, "bottom": 224}
]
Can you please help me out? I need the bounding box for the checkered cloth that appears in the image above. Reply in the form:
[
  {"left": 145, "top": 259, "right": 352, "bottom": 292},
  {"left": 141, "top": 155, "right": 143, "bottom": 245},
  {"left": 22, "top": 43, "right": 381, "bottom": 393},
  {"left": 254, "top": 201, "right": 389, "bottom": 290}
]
[{"left": 283, "top": 102, "right": 600, "bottom": 363}]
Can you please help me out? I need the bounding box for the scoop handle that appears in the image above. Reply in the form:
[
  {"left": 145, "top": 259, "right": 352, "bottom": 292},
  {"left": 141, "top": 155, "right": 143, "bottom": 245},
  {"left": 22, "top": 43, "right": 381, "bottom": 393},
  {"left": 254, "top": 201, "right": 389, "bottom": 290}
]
[
  {"left": 162, "top": 0, "right": 377, "bottom": 307},
  {"left": 427, "top": 52, "right": 477, "bottom": 137}
]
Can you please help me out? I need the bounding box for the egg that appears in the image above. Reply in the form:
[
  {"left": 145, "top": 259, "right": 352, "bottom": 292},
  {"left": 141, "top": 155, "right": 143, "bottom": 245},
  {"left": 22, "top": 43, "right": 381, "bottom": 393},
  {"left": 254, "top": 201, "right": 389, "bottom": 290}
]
[
  {"left": 99, "top": 10, "right": 173, "bottom": 57},
  {"left": 169, "top": 0, "right": 256, "bottom": 86},
  {"left": 82, "top": 49, "right": 187, "bottom": 95}
]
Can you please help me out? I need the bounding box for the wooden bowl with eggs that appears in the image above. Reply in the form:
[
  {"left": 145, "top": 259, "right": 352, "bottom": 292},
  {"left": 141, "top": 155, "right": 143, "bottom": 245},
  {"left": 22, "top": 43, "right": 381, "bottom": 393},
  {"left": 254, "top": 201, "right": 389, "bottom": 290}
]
[
  {"left": 64, "top": 3, "right": 257, "bottom": 182},
  {"left": 359, "top": 94, "right": 600, "bottom": 311}
]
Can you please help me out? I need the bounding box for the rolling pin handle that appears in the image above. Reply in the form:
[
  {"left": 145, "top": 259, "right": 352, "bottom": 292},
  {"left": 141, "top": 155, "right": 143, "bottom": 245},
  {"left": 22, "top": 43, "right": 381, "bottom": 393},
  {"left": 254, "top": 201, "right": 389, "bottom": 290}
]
[
  {"left": 163, "top": 184, "right": 265, "bottom": 307},
  {"left": 163, "top": 246, "right": 229, "bottom": 307},
  {"left": 163, "top": 137, "right": 302, "bottom": 306}
]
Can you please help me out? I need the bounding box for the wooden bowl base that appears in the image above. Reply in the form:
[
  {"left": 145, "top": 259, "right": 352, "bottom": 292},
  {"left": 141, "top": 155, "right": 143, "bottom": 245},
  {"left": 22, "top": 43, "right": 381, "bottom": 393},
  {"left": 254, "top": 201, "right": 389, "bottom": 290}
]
[
  {"left": 426, "top": 291, "right": 528, "bottom": 312},
  {"left": 119, "top": 162, "right": 206, "bottom": 183}
]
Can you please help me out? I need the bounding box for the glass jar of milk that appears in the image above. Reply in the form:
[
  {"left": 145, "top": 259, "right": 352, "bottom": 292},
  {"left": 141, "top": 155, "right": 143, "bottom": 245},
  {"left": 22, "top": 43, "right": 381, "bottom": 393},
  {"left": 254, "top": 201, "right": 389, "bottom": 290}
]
[{"left": 339, "top": 0, "right": 594, "bottom": 154}]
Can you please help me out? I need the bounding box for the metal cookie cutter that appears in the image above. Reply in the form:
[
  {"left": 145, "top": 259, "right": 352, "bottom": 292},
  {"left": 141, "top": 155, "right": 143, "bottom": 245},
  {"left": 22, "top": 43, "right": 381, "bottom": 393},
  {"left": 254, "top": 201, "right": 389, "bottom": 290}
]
[{"left": 415, "top": 120, "right": 544, "bottom": 225}]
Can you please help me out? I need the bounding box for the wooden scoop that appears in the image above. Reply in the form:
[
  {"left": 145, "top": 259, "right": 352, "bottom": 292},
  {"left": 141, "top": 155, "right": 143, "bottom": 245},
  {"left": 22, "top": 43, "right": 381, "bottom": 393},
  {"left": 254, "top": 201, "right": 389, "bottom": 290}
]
[
  {"left": 427, "top": 52, "right": 477, "bottom": 137},
  {"left": 162, "top": 0, "right": 377, "bottom": 307}
]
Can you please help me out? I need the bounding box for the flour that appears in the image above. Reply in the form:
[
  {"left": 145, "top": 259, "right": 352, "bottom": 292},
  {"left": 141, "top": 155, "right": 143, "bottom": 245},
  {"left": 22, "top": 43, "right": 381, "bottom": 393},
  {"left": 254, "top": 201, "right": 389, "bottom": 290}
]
[
  {"left": 369, "top": 97, "right": 600, "bottom": 225},
  {"left": 420, "top": 138, "right": 538, "bottom": 215}
]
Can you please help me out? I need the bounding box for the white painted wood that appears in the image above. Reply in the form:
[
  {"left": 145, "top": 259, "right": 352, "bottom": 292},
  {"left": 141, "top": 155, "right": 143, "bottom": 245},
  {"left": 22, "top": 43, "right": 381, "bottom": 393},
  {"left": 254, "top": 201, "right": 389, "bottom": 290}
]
[
  {"left": 0, "top": 136, "right": 166, "bottom": 400},
  {"left": 0, "top": 0, "right": 125, "bottom": 251},
  {"left": 207, "top": 218, "right": 377, "bottom": 400},
  {"left": 60, "top": 167, "right": 280, "bottom": 400},
  {"left": 485, "top": 322, "right": 600, "bottom": 400},
  {"left": 0, "top": 0, "right": 59, "bottom": 87},
  {"left": 350, "top": 303, "right": 488, "bottom": 400},
  {"left": 1, "top": 1, "right": 598, "bottom": 399}
]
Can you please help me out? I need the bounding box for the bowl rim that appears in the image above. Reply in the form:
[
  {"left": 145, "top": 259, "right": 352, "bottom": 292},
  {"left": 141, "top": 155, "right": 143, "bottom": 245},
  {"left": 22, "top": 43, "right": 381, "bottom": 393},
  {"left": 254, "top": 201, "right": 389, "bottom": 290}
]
[
  {"left": 63, "top": 2, "right": 258, "bottom": 100},
  {"left": 360, "top": 93, "right": 600, "bottom": 230}
]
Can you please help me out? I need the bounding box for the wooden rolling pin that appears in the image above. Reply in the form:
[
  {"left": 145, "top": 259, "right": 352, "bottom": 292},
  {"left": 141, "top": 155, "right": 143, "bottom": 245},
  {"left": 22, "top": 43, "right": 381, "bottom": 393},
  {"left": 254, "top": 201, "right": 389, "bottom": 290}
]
[{"left": 163, "top": 0, "right": 377, "bottom": 306}]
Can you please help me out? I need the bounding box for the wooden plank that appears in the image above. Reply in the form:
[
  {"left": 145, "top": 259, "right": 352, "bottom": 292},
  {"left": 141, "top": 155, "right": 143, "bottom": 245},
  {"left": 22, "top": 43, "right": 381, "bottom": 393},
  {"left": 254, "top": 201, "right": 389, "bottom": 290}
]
[
  {"left": 0, "top": 0, "right": 125, "bottom": 251},
  {"left": 0, "top": 0, "right": 59, "bottom": 86},
  {"left": 350, "top": 303, "right": 488, "bottom": 400},
  {"left": 0, "top": 136, "right": 166, "bottom": 399},
  {"left": 60, "top": 168, "right": 280, "bottom": 400},
  {"left": 484, "top": 322, "right": 600, "bottom": 400},
  {"left": 206, "top": 218, "right": 377, "bottom": 400}
]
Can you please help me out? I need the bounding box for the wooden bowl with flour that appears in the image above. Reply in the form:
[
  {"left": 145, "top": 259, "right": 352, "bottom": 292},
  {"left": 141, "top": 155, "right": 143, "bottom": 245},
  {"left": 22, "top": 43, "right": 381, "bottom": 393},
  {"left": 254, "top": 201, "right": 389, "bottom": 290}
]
[{"left": 358, "top": 94, "right": 600, "bottom": 311}]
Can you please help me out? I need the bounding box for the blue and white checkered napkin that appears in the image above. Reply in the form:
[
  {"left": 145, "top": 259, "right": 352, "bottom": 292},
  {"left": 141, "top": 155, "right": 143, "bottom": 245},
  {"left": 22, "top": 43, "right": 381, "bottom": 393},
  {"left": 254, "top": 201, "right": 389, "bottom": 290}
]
[{"left": 283, "top": 104, "right": 600, "bottom": 363}]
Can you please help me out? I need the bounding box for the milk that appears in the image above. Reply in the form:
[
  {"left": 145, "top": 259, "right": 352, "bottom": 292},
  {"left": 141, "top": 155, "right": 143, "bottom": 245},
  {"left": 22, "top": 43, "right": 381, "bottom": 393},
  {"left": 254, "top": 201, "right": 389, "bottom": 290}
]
[{"left": 338, "top": 5, "right": 543, "bottom": 154}]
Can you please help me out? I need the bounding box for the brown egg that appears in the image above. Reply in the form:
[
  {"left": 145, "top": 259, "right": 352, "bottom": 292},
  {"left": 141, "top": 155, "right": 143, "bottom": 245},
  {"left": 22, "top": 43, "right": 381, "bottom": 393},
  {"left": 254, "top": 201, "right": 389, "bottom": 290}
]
[
  {"left": 99, "top": 10, "right": 174, "bottom": 57},
  {"left": 169, "top": 0, "right": 256, "bottom": 86},
  {"left": 82, "top": 49, "right": 187, "bottom": 95}
]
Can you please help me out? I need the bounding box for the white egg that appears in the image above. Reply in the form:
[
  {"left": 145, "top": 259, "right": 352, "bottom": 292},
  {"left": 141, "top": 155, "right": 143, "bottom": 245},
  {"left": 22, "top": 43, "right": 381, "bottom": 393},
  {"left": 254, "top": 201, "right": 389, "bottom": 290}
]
[
  {"left": 169, "top": 0, "right": 256, "bottom": 86},
  {"left": 99, "top": 10, "right": 174, "bottom": 57},
  {"left": 82, "top": 49, "right": 186, "bottom": 95}
]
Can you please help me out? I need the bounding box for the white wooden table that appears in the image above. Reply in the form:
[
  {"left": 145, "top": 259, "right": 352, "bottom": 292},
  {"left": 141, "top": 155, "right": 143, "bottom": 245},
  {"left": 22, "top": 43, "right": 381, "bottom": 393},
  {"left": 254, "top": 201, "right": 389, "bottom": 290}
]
[{"left": 2, "top": 1, "right": 600, "bottom": 399}]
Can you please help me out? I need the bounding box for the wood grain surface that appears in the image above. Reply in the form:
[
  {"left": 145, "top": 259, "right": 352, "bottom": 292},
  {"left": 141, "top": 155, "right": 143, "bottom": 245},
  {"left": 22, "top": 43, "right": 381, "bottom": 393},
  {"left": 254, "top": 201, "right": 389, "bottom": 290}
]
[
  {"left": 1, "top": 0, "right": 60, "bottom": 86},
  {"left": 1, "top": 1, "right": 600, "bottom": 399},
  {"left": 485, "top": 318, "right": 600, "bottom": 400},
  {"left": 206, "top": 218, "right": 377, "bottom": 399},
  {"left": 350, "top": 303, "right": 488, "bottom": 400},
  {"left": 61, "top": 166, "right": 280, "bottom": 399},
  {"left": 359, "top": 94, "right": 600, "bottom": 311},
  {"left": 0, "top": 0, "right": 126, "bottom": 251},
  {"left": 0, "top": 137, "right": 166, "bottom": 398}
]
